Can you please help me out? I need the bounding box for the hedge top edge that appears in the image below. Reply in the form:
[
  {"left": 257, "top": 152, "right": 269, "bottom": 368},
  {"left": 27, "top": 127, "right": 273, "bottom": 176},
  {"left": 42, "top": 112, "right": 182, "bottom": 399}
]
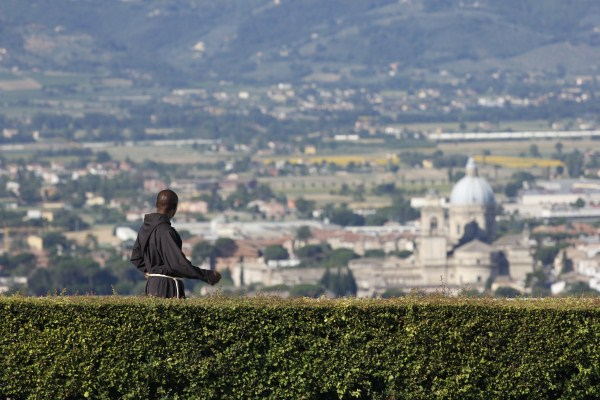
[{"left": 2, "top": 294, "right": 600, "bottom": 310}]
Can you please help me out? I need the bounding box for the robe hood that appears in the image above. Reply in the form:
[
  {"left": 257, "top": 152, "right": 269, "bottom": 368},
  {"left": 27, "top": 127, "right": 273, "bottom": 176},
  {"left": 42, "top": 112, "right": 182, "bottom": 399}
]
[{"left": 137, "top": 213, "right": 171, "bottom": 251}]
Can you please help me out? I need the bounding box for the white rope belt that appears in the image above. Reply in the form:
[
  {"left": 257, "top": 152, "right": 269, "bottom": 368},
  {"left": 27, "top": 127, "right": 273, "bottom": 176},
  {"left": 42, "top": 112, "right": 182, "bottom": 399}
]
[{"left": 147, "top": 274, "right": 183, "bottom": 299}]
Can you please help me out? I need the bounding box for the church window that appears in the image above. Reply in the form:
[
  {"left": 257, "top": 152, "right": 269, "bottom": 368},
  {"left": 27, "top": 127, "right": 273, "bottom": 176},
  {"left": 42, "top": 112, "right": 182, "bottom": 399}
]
[{"left": 430, "top": 217, "right": 438, "bottom": 234}]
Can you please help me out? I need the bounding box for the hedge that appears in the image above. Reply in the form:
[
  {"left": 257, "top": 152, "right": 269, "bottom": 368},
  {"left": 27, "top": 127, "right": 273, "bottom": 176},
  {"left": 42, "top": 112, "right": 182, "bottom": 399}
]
[{"left": 1, "top": 295, "right": 600, "bottom": 399}]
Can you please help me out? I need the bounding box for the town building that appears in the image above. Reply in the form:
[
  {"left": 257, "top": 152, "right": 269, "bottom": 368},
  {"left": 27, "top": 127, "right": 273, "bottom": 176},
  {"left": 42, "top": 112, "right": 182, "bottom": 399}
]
[{"left": 504, "top": 178, "right": 600, "bottom": 219}]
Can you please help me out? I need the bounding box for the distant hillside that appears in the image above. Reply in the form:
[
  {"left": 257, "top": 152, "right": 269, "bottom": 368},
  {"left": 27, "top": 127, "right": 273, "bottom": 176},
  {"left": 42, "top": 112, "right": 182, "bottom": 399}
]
[{"left": 1, "top": 0, "right": 599, "bottom": 85}]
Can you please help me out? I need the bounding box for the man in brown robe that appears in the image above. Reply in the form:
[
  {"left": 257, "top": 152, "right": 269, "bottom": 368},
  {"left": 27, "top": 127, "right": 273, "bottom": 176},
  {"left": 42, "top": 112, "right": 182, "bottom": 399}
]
[{"left": 131, "top": 189, "right": 221, "bottom": 298}]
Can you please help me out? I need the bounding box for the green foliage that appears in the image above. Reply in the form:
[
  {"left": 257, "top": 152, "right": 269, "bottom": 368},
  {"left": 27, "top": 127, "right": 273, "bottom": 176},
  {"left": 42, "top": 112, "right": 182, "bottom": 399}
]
[
  {"left": 431, "top": 152, "right": 469, "bottom": 169},
  {"left": 42, "top": 232, "right": 72, "bottom": 252},
  {"left": 535, "top": 245, "right": 561, "bottom": 267},
  {"left": 191, "top": 238, "right": 238, "bottom": 269},
  {"left": 263, "top": 245, "right": 289, "bottom": 262},
  {"left": 288, "top": 284, "right": 325, "bottom": 298},
  {"left": 495, "top": 218, "right": 538, "bottom": 238},
  {"left": 14, "top": 169, "right": 43, "bottom": 204},
  {"left": 380, "top": 287, "right": 405, "bottom": 298},
  {"left": 3, "top": 296, "right": 600, "bottom": 399},
  {"left": 321, "top": 267, "right": 357, "bottom": 297},
  {"left": 525, "top": 269, "right": 552, "bottom": 297},
  {"left": 213, "top": 237, "right": 238, "bottom": 258},
  {"left": 104, "top": 254, "right": 145, "bottom": 296},
  {"left": 0, "top": 253, "right": 37, "bottom": 277},
  {"left": 372, "top": 183, "right": 397, "bottom": 196},
  {"left": 178, "top": 229, "right": 193, "bottom": 240},
  {"left": 295, "top": 244, "right": 358, "bottom": 272},
  {"left": 31, "top": 256, "right": 117, "bottom": 296},
  {"left": 1, "top": 0, "right": 599, "bottom": 87},
  {"left": 513, "top": 169, "right": 535, "bottom": 183},
  {"left": 327, "top": 207, "right": 365, "bottom": 227},
  {"left": 504, "top": 171, "right": 536, "bottom": 197},
  {"left": 449, "top": 169, "right": 465, "bottom": 183},
  {"left": 0, "top": 209, "right": 24, "bottom": 228},
  {"left": 322, "top": 248, "right": 359, "bottom": 269},
  {"left": 504, "top": 181, "right": 522, "bottom": 198},
  {"left": 226, "top": 183, "right": 279, "bottom": 210},
  {"left": 192, "top": 241, "right": 216, "bottom": 264},
  {"left": 550, "top": 149, "right": 586, "bottom": 178},
  {"left": 215, "top": 268, "right": 234, "bottom": 287},
  {"left": 560, "top": 252, "right": 574, "bottom": 275},
  {"left": 199, "top": 190, "right": 225, "bottom": 212},
  {"left": 50, "top": 209, "right": 89, "bottom": 231},
  {"left": 389, "top": 250, "right": 413, "bottom": 259},
  {"left": 95, "top": 151, "right": 112, "bottom": 163},
  {"left": 529, "top": 143, "right": 540, "bottom": 157},
  {"left": 294, "top": 198, "right": 315, "bottom": 219},
  {"left": 366, "top": 192, "right": 419, "bottom": 225},
  {"left": 54, "top": 173, "right": 143, "bottom": 206},
  {"left": 562, "top": 282, "right": 600, "bottom": 297},
  {"left": 573, "top": 198, "right": 586, "bottom": 209},
  {"left": 89, "top": 205, "right": 125, "bottom": 224},
  {"left": 494, "top": 286, "right": 522, "bottom": 298},
  {"left": 295, "top": 243, "right": 331, "bottom": 264},
  {"left": 295, "top": 225, "right": 312, "bottom": 241},
  {"left": 363, "top": 249, "right": 386, "bottom": 258}
]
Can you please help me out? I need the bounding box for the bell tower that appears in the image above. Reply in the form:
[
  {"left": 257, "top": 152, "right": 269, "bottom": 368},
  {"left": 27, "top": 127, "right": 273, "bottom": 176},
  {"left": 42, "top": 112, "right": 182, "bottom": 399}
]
[{"left": 418, "top": 192, "right": 448, "bottom": 270}]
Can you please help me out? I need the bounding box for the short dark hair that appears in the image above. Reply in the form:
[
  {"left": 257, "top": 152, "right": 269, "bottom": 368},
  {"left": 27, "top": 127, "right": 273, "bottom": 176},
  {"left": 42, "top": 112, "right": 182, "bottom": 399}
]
[{"left": 156, "top": 189, "right": 178, "bottom": 213}]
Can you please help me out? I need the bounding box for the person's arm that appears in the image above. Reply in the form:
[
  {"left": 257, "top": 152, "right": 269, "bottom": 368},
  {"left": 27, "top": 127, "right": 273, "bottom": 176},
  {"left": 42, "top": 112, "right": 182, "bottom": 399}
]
[
  {"left": 159, "top": 228, "right": 221, "bottom": 284},
  {"left": 130, "top": 237, "right": 147, "bottom": 273}
]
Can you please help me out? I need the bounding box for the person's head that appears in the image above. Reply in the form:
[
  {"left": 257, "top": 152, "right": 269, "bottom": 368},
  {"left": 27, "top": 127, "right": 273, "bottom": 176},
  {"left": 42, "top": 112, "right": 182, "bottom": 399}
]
[{"left": 156, "top": 189, "right": 178, "bottom": 219}]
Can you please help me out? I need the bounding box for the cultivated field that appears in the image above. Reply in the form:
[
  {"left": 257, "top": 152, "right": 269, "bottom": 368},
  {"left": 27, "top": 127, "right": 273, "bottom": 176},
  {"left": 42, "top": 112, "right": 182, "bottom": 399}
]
[{"left": 439, "top": 138, "right": 595, "bottom": 157}]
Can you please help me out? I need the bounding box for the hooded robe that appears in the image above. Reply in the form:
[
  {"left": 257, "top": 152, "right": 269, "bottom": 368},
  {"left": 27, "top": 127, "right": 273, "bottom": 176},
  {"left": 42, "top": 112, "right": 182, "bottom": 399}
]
[{"left": 130, "top": 213, "right": 217, "bottom": 298}]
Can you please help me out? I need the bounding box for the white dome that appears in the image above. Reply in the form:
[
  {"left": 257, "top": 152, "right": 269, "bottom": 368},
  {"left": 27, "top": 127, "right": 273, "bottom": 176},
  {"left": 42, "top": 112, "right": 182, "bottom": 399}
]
[{"left": 450, "top": 158, "right": 495, "bottom": 206}]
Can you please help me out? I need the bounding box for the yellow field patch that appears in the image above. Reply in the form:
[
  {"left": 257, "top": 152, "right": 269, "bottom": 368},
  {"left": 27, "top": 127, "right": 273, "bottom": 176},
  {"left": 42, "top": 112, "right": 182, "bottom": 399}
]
[
  {"left": 473, "top": 155, "right": 565, "bottom": 169},
  {"left": 261, "top": 154, "right": 400, "bottom": 167}
]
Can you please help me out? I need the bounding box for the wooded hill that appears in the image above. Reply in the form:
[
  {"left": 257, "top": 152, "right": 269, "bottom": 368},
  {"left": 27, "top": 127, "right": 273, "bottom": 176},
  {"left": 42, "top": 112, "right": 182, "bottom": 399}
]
[{"left": 1, "top": 0, "right": 600, "bottom": 85}]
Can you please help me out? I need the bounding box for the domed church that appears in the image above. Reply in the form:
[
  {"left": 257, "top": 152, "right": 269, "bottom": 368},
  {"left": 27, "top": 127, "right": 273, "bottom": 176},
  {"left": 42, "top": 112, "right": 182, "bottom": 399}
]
[
  {"left": 417, "top": 157, "right": 499, "bottom": 288},
  {"left": 448, "top": 157, "right": 496, "bottom": 244},
  {"left": 350, "top": 157, "right": 535, "bottom": 297}
]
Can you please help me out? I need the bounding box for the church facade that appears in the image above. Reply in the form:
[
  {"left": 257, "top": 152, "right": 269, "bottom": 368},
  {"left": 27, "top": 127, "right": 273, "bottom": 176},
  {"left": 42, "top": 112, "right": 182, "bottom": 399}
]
[{"left": 349, "top": 158, "right": 534, "bottom": 297}]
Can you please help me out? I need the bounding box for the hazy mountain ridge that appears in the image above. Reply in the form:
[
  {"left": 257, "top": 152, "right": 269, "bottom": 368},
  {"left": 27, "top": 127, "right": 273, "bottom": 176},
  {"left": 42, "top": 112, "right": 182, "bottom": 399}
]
[{"left": 1, "top": 0, "right": 599, "bottom": 84}]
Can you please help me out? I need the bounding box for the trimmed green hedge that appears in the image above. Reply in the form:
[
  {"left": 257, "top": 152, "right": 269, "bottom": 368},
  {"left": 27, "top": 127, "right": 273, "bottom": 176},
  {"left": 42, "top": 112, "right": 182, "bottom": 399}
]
[{"left": 1, "top": 296, "right": 600, "bottom": 399}]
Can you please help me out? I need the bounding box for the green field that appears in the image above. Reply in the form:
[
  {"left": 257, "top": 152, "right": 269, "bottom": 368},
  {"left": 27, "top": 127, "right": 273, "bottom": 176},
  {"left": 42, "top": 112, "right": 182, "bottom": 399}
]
[
  {"left": 389, "top": 119, "right": 554, "bottom": 134},
  {"left": 439, "top": 138, "right": 595, "bottom": 157}
]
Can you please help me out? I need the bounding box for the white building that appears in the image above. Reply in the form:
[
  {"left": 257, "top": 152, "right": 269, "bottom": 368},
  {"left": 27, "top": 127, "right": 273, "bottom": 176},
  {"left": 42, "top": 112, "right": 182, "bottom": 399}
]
[
  {"left": 114, "top": 226, "right": 138, "bottom": 242},
  {"left": 504, "top": 178, "right": 600, "bottom": 218},
  {"left": 230, "top": 258, "right": 324, "bottom": 288},
  {"left": 551, "top": 238, "right": 600, "bottom": 294}
]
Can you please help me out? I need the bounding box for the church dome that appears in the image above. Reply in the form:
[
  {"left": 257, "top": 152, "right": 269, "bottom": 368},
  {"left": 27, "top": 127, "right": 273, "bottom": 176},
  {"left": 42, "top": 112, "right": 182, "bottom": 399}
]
[{"left": 450, "top": 158, "right": 495, "bottom": 206}]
